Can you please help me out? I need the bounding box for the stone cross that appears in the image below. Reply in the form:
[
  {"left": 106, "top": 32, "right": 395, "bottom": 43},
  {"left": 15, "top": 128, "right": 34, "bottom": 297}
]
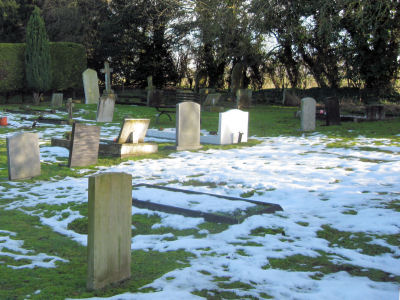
[{"left": 100, "top": 61, "right": 113, "bottom": 94}]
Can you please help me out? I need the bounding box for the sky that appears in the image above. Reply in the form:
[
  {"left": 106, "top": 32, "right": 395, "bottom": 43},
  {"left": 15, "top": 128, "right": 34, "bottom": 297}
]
[{"left": 0, "top": 110, "right": 399, "bottom": 299}]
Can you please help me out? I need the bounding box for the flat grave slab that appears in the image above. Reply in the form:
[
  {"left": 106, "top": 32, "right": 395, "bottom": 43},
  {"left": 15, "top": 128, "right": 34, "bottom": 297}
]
[{"left": 132, "top": 184, "right": 283, "bottom": 224}]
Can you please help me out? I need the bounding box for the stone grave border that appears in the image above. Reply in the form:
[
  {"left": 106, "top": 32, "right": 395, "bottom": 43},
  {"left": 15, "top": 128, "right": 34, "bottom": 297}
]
[{"left": 132, "top": 183, "right": 283, "bottom": 224}]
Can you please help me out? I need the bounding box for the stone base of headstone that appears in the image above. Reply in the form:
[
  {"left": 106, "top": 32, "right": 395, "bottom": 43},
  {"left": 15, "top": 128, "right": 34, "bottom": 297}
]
[
  {"left": 96, "top": 93, "right": 116, "bottom": 122},
  {"left": 51, "top": 93, "right": 63, "bottom": 108},
  {"left": 176, "top": 144, "right": 202, "bottom": 151},
  {"left": 99, "top": 142, "right": 158, "bottom": 158},
  {"left": 87, "top": 172, "right": 132, "bottom": 290}
]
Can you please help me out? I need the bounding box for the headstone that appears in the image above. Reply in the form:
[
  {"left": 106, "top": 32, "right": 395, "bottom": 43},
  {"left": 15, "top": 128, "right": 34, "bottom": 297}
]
[
  {"left": 51, "top": 93, "right": 63, "bottom": 108},
  {"left": 87, "top": 172, "right": 132, "bottom": 290},
  {"left": 68, "top": 123, "right": 100, "bottom": 167},
  {"left": 301, "top": 97, "right": 316, "bottom": 131},
  {"left": 203, "top": 93, "right": 222, "bottom": 110},
  {"left": 116, "top": 119, "right": 150, "bottom": 144},
  {"left": 201, "top": 109, "right": 249, "bottom": 145},
  {"left": 83, "top": 69, "right": 100, "bottom": 105},
  {"left": 236, "top": 89, "right": 252, "bottom": 108},
  {"left": 66, "top": 98, "right": 74, "bottom": 120},
  {"left": 366, "top": 105, "right": 385, "bottom": 120},
  {"left": 100, "top": 61, "right": 114, "bottom": 94},
  {"left": 96, "top": 93, "right": 116, "bottom": 122},
  {"left": 176, "top": 101, "right": 202, "bottom": 150},
  {"left": 324, "top": 97, "right": 341, "bottom": 125},
  {"left": 147, "top": 89, "right": 163, "bottom": 107},
  {"left": 7, "top": 132, "right": 40, "bottom": 180}
]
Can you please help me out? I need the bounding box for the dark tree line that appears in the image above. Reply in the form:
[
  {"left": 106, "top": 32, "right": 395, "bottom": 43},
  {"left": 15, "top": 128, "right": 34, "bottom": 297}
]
[{"left": 1, "top": 0, "right": 399, "bottom": 94}]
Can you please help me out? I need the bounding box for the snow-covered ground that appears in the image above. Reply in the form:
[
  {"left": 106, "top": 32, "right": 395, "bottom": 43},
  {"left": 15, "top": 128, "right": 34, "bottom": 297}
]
[{"left": 1, "top": 111, "right": 399, "bottom": 299}]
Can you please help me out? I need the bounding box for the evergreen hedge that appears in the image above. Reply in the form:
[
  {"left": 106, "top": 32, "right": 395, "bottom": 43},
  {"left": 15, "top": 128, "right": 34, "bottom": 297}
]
[{"left": 0, "top": 42, "right": 87, "bottom": 94}]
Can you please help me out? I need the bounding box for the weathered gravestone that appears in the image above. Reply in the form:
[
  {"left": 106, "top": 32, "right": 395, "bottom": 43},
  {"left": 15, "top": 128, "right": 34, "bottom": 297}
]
[
  {"left": 324, "top": 97, "right": 341, "bottom": 126},
  {"left": 51, "top": 93, "right": 63, "bottom": 108},
  {"left": 201, "top": 109, "right": 249, "bottom": 145},
  {"left": 66, "top": 98, "right": 74, "bottom": 120},
  {"left": 203, "top": 93, "right": 222, "bottom": 111},
  {"left": 366, "top": 105, "right": 385, "bottom": 121},
  {"left": 236, "top": 89, "right": 252, "bottom": 109},
  {"left": 7, "top": 132, "right": 40, "bottom": 180},
  {"left": 301, "top": 97, "right": 317, "bottom": 131},
  {"left": 96, "top": 94, "right": 116, "bottom": 122},
  {"left": 83, "top": 69, "right": 100, "bottom": 105},
  {"left": 98, "top": 118, "right": 158, "bottom": 158},
  {"left": 176, "top": 101, "right": 202, "bottom": 150},
  {"left": 68, "top": 123, "right": 100, "bottom": 167},
  {"left": 87, "top": 172, "right": 132, "bottom": 290}
]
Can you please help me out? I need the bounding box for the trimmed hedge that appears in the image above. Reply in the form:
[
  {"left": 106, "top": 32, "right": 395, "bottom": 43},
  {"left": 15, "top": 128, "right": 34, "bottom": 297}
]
[
  {"left": 50, "top": 42, "right": 87, "bottom": 91},
  {"left": 0, "top": 43, "right": 26, "bottom": 93},
  {"left": 0, "top": 42, "right": 87, "bottom": 93}
]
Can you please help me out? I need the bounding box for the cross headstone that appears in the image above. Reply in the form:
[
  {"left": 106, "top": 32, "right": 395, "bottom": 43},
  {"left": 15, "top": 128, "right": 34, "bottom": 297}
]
[
  {"left": 68, "top": 123, "right": 100, "bottom": 167},
  {"left": 301, "top": 97, "right": 316, "bottom": 131},
  {"left": 176, "top": 101, "right": 202, "bottom": 150},
  {"left": 100, "top": 61, "right": 113, "bottom": 94},
  {"left": 87, "top": 172, "right": 132, "bottom": 290},
  {"left": 7, "top": 132, "right": 41, "bottom": 180}
]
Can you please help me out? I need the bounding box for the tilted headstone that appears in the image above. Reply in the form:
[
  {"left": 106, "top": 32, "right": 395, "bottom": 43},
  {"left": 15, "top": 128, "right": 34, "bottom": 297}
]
[
  {"left": 176, "top": 101, "right": 202, "bottom": 150},
  {"left": 7, "top": 132, "right": 40, "bottom": 180},
  {"left": 96, "top": 93, "right": 116, "bottom": 122},
  {"left": 68, "top": 123, "right": 100, "bottom": 167},
  {"left": 301, "top": 97, "right": 316, "bottom": 131},
  {"left": 116, "top": 119, "right": 150, "bottom": 144},
  {"left": 83, "top": 69, "right": 100, "bottom": 104},
  {"left": 236, "top": 89, "right": 252, "bottom": 109},
  {"left": 51, "top": 93, "right": 63, "bottom": 108},
  {"left": 324, "top": 97, "right": 341, "bottom": 126},
  {"left": 87, "top": 172, "right": 132, "bottom": 290}
]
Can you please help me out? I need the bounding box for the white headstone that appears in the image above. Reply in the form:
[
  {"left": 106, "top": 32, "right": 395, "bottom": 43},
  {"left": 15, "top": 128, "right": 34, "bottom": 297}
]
[
  {"left": 176, "top": 101, "right": 202, "bottom": 150},
  {"left": 301, "top": 97, "right": 316, "bottom": 131},
  {"left": 7, "top": 132, "right": 41, "bottom": 180},
  {"left": 200, "top": 109, "right": 249, "bottom": 145},
  {"left": 83, "top": 69, "right": 100, "bottom": 104}
]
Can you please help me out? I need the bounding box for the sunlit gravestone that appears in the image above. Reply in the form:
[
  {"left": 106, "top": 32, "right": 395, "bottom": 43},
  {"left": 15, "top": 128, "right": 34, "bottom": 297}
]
[
  {"left": 7, "top": 132, "right": 41, "bottom": 180},
  {"left": 82, "top": 68, "right": 100, "bottom": 105},
  {"left": 87, "top": 172, "right": 132, "bottom": 290},
  {"left": 176, "top": 101, "right": 202, "bottom": 150},
  {"left": 301, "top": 97, "right": 316, "bottom": 131}
]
